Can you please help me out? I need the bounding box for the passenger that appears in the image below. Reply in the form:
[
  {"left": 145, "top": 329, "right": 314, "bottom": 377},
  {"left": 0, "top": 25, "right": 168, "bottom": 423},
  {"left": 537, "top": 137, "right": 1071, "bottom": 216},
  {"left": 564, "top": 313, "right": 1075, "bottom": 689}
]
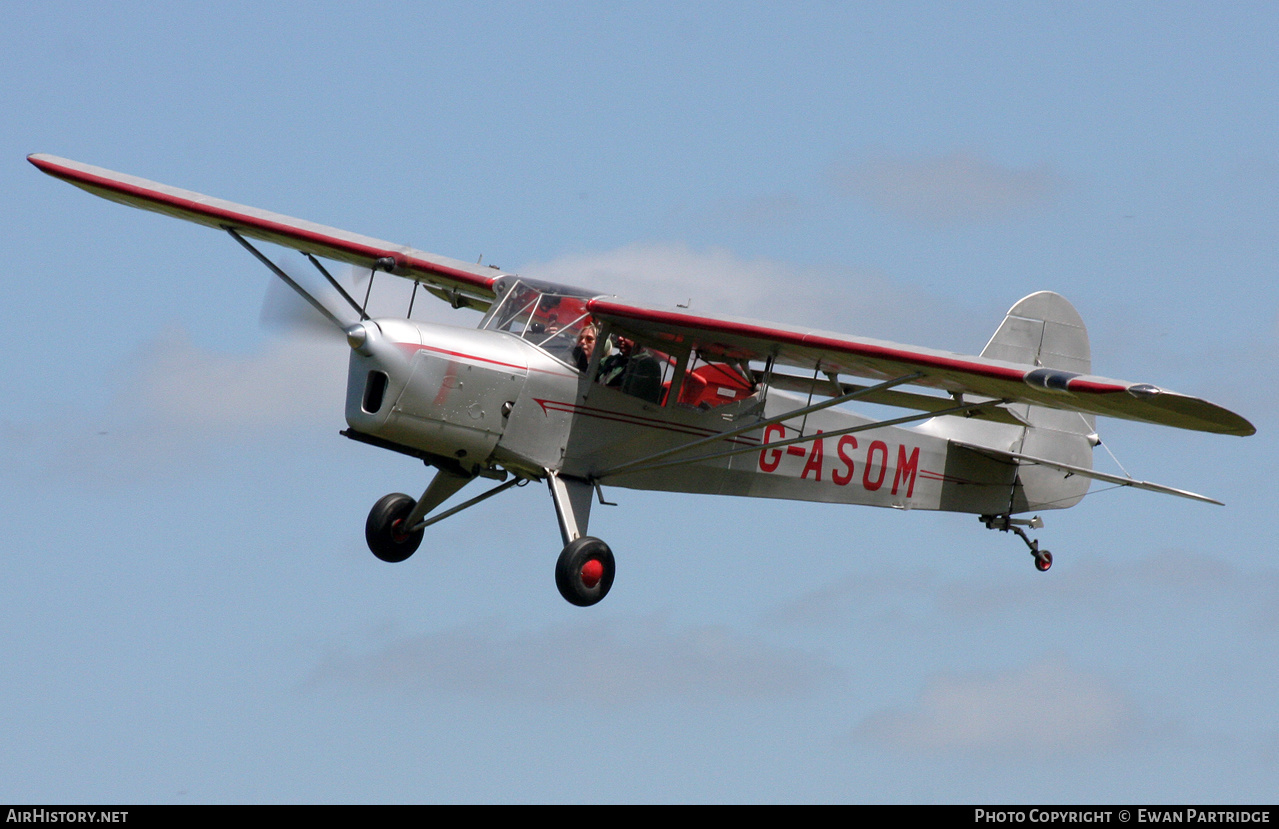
[
  {"left": 598, "top": 335, "right": 663, "bottom": 403},
  {"left": 572, "top": 323, "right": 599, "bottom": 372}
]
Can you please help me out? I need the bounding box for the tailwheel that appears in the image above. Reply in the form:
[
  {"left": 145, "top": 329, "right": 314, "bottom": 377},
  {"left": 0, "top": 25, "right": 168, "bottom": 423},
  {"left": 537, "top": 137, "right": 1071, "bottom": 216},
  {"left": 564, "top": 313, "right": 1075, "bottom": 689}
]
[
  {"left": 981, "top": 514, "right": 1057, "bottom": 573},
  {"left": 366, "top": 492, "right": 424, "bottom": 563},
  {"left": 555, "top": 537, "right": 615, "bottom": 607}
]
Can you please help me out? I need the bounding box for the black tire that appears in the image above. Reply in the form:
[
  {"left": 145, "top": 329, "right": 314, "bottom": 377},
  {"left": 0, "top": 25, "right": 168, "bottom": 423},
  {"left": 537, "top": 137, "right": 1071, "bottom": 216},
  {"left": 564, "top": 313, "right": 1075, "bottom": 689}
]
[
  {"left": 366, "top": 492, "right": 423, "bottom": 563},
  {"left": 1034, "top": 550, "right": 1053, "bottom": 572},
  {"left": 555, "top": 537, "right": 615, "bottom": 607}
]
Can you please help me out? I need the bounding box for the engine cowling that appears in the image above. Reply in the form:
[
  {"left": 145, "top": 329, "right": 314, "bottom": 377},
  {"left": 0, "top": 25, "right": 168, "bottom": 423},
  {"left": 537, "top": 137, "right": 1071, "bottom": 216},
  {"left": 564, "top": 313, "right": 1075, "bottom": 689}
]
[{"left": 344, "top": 318, "right": 531, "bottom": 469}]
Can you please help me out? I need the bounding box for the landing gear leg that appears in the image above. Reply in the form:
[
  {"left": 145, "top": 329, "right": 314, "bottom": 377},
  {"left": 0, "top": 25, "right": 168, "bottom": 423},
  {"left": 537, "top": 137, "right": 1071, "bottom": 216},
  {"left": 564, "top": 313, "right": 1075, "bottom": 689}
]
[
  {"left": 547, "top": 472, "right": 615, "bottom": 606},
  {"left": 365, "top": 468, "right": 475, "bottom": 563},
  {"left": 981, "top": 514, "right": 1053, "bottom": 572}
]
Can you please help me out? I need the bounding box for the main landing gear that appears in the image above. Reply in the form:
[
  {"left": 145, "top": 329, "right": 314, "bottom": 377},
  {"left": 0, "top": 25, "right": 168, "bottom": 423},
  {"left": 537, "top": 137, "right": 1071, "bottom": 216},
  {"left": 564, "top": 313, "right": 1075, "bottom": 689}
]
[
  {"left": 981, "top": 514, "right": 1053, "bottom": 572},
  {"left": 364, "top": 467, "right": 522, "bottom": 563},
  {"left": 547, "top": 472, "right": 616, "bottom": 606},
  {"left": 363, "top": 466, "right": 618, "bottom": 607}
]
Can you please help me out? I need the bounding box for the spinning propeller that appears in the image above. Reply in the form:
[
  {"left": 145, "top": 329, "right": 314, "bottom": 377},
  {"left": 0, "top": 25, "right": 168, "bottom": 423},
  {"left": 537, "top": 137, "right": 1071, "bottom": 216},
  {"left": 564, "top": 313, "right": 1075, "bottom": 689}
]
[
  {"left": 229, "top": 228, "right": 396, "bottom": 338},
  {"left": 258, "top": 261, "right": 348, "bottom": 340}
]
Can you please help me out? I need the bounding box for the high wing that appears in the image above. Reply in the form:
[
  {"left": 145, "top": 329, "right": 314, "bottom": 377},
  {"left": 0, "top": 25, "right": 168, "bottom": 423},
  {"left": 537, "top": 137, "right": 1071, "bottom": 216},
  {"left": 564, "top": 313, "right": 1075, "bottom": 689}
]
[
  {"left": 33, "top": 153, "right": 1252, "bottom": 438},
  {"left": 28, "top": 154, "right": 499, "bottom": 311},
  {"left": 584, "top": 298, "right": 1255, "bottom": 437}
]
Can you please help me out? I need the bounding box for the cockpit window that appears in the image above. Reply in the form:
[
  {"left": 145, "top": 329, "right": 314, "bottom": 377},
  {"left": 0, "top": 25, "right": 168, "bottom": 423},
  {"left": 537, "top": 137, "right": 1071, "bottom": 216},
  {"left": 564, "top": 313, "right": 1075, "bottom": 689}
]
[
  {"left": 488, "top": 284, "right": 541, "bottom": 335},
  {"left": 480, "top": 278, "right": 600, "bottom": 371}
]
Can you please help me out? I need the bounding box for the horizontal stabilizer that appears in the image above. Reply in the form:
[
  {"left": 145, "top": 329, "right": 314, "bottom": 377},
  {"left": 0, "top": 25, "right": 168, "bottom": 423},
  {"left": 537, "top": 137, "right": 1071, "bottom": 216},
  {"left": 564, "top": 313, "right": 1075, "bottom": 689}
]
[{"left": 953, "top": 442, "right": 1223, "bottom": 506}]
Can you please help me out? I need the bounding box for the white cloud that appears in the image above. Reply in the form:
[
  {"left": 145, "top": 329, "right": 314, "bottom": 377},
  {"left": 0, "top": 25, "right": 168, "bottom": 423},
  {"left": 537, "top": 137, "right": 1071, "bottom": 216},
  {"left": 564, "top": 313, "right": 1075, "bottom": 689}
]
[
  {"left": 121, "top": 327, "right": 348, "bottom": 432},
  {"left": 934, "top": 551, "right": 1279, "bottom": 632},
  {"left": 1, "top": 326, "right": 353, "bottom": 487},
  {"left": 707, "top": 191, "right": 807, "bottom": 230},
  {"left": 766, "top": 567, "right": 938, "bottom": 629},
  {"left": 834, "top": 151, "right": 1061, "bottom": 224},
  {"left": 526, "top": 242, "right": 795, "bottom": 315},
  {"left": 852, "top": 656, "right": 1138, "bottom": 756},
  {"left": 308, "top": 615, "right": 842, "bottom": 704},
  {"left": 521, "top": 242, "right": 986, "bottom": 347},
  {"left": 770, "top": 550, "right": 1279, "bottom": 635}
]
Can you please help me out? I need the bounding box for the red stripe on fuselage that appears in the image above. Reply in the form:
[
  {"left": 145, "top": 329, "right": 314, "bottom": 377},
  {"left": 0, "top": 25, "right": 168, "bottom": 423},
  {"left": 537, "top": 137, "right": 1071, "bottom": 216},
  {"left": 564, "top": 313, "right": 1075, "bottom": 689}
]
[
  {"left": 392, "top": 341, "right": 575, "bottom": 379},
  {"left": 533, "top": 398, "right": 760, "bottom": 446}
]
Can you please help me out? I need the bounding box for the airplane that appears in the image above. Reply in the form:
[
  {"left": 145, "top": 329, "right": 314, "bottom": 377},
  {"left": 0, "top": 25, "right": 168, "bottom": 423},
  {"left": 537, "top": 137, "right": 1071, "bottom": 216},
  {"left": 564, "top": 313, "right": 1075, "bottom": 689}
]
[{"left": 29, "top": 154, "right": 1256, "bottom": 607}]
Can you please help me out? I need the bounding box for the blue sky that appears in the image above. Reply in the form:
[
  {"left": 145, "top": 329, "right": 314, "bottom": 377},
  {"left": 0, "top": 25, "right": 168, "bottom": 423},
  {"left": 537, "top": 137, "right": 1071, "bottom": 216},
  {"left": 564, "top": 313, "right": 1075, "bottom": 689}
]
[{"left": 3, "top": 1, "right": 1276, "bottom": 803}]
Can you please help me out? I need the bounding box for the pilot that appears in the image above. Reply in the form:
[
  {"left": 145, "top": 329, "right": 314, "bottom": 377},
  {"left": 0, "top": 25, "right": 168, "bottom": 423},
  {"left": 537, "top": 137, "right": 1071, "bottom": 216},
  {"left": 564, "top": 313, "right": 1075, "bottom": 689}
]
[
  {"left": 598, "top": 334, "right": 663, "bottom": 403},
  {"left": 542, "top": 312, "right": 560, "bottom": 337},
  {"left": 572, "top": 323, "right": 599, "bottom": 372},
  {"left": 499, "top": 285, "right": 538, "bottom": 331}
]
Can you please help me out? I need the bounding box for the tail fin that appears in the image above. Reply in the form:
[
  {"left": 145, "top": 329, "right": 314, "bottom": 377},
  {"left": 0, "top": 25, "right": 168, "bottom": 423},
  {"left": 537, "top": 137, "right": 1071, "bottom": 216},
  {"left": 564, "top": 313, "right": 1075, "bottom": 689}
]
[
  {"left": 986, "top": 291, "right": 1095, "bottom": 510},
  {"left": 980, "top": 291, "right": 1090, "bottom": 376},
  {"left": 937, "top": 292, "right": 1096, "bottom": 511}
]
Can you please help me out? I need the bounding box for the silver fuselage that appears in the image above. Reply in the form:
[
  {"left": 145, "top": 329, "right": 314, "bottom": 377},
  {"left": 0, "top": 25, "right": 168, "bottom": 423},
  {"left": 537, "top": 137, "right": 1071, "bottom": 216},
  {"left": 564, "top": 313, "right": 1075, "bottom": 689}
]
[{"left": 344, "top": 316, "right": 1086, "bottom": 515}]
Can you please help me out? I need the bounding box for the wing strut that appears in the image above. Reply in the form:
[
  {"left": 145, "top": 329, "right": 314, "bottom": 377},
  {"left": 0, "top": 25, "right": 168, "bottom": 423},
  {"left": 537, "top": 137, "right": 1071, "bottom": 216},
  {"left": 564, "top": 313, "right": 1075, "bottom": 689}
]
[
  {"left": 225, "top": 228, "right": 346, "bottom": 330},
  {"left": 304, "top": 253, "right": 368, "bottom": 321},
  {"left": 595, "top": 372, "right": 924, "bottom": 479}
]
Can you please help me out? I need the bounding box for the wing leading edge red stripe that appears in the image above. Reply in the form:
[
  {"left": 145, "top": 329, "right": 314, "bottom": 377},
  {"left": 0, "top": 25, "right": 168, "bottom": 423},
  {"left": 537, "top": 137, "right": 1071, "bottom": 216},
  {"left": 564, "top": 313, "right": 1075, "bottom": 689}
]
[
  {"left": 586, "top": 298, "right": 1125, "bottom": 394},
  {"left": 28, "top": 154, "right": 497, "bottom": 295}
]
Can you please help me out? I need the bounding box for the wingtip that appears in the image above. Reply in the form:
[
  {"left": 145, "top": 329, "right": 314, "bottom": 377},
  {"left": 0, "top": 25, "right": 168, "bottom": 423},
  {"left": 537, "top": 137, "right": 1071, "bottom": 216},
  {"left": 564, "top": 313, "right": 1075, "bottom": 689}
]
[
  {"left": 1218, "top": 414, "right": 1256, "bottom": 437},
  {"left": 27, "top": 153, "right": 59, "bottom": 174}
]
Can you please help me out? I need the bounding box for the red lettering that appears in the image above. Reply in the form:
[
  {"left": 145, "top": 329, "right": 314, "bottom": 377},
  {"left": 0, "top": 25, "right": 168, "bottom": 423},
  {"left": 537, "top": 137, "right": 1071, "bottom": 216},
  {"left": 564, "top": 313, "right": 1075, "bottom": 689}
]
[
  {"left": 801, "top": 431, "right": 825, "bottom": 481},
  {"left": 758, "top": 423, "right": 786, "bottom": 472},
  {"left": 863, "top": 440, "right": 888, "bottom": 491},
  {"left": 892, "top": 445, "right": 919, "bottom": 498},
  {"left": 832, "top": 435, "right": 858, "bottom": 485}
]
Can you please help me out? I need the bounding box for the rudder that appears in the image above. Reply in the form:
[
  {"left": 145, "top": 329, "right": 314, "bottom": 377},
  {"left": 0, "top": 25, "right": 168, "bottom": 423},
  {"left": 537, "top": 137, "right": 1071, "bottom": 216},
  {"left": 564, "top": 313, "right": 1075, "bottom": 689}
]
[{"left": 981, "top": 290, "right": 1090, "bottom": 378}]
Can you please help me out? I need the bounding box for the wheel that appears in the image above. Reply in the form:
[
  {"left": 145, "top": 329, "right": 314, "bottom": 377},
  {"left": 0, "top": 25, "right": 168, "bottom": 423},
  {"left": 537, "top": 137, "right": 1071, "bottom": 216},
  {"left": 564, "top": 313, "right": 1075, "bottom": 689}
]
[
  {"left": 365, "top": 493, "right": 423, "bottom": 563},
  {"left": 555, "top": 537, "right": 615, "bottom": 606},
  {"left": 1034, "top": 550, "right": 1053, "bottom": 572}
]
